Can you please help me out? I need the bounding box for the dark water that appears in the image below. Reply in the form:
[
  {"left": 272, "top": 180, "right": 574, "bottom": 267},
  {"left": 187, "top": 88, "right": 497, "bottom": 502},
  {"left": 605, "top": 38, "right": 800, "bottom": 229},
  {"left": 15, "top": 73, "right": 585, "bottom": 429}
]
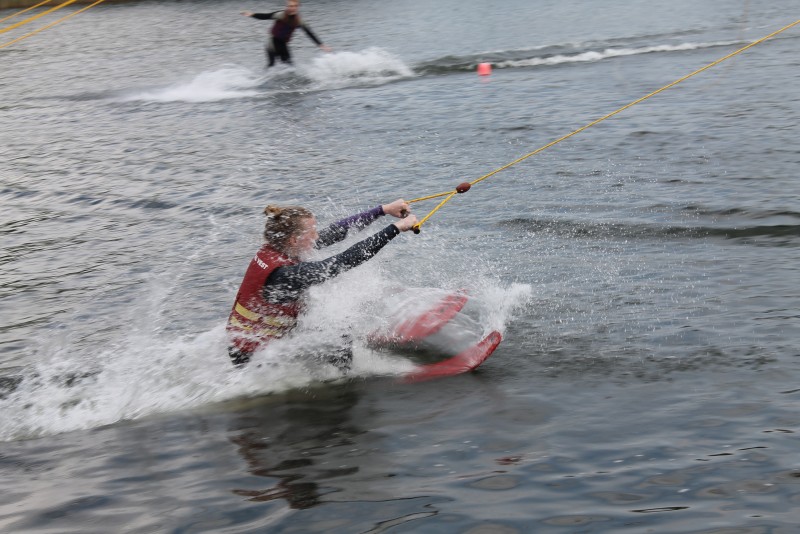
[{"left": 1, "top": 0, "right": 799, "bottom": 531}]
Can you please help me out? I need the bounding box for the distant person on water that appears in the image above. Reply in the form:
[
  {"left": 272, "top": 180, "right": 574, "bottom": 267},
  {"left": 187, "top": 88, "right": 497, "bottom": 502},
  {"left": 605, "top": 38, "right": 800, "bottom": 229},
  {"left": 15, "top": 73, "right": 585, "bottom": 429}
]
[
  {"left": 226, "top": 199, "right": 417, "bottom": 367},
  {"left": 241, "top": 0, "right": 332, "bottom": 67}
]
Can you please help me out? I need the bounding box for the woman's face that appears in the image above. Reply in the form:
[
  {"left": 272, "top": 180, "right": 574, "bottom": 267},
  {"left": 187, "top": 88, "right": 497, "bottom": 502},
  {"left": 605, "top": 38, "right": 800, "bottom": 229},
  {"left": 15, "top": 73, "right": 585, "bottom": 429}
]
[
  {"left": 286, "top": 0, "right": 299, "bottom": 15},
  {"left": 289, "top": 216, "right": 318, "bottom": 258}
]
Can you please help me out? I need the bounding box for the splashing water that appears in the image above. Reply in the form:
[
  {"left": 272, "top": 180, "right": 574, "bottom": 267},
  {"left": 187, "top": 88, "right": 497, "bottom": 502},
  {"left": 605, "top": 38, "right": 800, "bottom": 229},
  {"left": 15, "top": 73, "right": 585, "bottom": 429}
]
[
  {"left": 118, "top": 65, "right": 266, "bottom": 103},
  {"left": 113, "top": 48, "right": 414, "bottom": 103},
  {"left": 0, "top": 260, "right": 530, "bottom": 442},
  {"left": 299, "top": 47, "right": 415, "bottom": 89}
]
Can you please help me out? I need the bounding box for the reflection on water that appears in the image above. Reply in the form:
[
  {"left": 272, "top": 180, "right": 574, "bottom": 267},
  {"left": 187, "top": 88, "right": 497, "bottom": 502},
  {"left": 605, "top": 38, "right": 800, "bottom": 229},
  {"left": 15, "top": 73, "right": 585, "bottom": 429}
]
[{"left": 228, "top": 385, "right": 362, "bottom": 510}]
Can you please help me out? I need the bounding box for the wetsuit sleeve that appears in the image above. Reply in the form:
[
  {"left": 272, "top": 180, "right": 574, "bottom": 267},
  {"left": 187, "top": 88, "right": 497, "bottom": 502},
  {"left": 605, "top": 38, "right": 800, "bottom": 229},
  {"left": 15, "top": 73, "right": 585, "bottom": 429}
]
[
  {"left": 264, "top": 225, "right": 400, "bottom": 302},
  {"left": 315, "top": 205, "right": 385, "bottom": 248},
  {"left": 250, "top": 11, "right": 279, "bottom": 20},
  {"left": 301, "top": 24, "right": 323, "bottom": 45}
]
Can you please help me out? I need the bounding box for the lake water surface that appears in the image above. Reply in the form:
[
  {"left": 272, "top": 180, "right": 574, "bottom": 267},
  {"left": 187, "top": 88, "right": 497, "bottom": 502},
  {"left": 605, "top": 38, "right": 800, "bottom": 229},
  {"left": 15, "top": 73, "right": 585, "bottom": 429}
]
[{"left": 1, "top": 0, "right": 799, "bottom": 531}]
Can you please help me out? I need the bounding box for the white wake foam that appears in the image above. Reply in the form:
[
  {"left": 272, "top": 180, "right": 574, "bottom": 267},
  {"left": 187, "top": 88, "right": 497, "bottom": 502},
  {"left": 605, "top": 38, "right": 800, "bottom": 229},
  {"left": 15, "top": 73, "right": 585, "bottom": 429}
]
[
  {"left": 118, "top": 65, "right": 265, "bottom": 103},
  {"left": 498, "top": 41, "right": 740, "bottom": 69},
  {"left": 114, "top": 48, "right": 413, "bottom": 103},
  {"left": 299, "top": 47, "right": 415, "bottom": 89}
]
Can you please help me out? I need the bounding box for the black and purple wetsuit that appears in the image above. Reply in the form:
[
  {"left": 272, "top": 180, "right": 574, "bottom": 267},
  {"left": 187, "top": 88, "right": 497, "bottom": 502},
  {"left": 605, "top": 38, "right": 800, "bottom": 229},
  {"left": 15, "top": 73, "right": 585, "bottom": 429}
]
[
  {"left": 248, "top": 11, "right": 323, "bottom": 67},
  {"left": 227, "top": 205, "right": 398, "bottom": 367},
  {"left": 264, "top": 205, "right": 399, "bottom": 304}
]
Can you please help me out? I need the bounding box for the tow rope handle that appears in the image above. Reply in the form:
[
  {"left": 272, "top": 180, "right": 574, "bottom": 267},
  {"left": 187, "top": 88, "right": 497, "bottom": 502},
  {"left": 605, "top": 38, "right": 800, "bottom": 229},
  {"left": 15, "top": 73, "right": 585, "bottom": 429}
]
[{"left": 407, "top": 182, "right": 471, "bottom": 233}]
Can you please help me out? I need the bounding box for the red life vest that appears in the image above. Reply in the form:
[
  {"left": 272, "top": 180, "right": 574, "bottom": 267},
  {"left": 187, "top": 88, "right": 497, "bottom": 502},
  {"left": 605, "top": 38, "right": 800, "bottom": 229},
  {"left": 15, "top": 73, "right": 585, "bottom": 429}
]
[
  {"left": 226, "top": 244, "right": 301, "bottom": 353},
  {"left": 271, "top": 13, "right": 300, "bottom": 42}
]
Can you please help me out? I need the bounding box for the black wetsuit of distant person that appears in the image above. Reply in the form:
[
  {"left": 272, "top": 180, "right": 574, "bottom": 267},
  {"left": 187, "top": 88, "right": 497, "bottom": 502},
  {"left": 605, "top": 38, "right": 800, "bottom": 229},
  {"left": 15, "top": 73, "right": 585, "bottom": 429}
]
[{"left": 244, "top": 10, "right": 327, "bottom": 67}]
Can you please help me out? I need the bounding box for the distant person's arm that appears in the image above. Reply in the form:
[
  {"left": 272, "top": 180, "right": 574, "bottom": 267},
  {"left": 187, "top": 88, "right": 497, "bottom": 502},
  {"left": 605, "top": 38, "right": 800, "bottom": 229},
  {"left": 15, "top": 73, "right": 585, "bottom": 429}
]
[
  {"left": 300, "top": 24, "right": 331, "bottom": 51},
  {"left": 240, "top": 11, "right": 280, "bottom": 20}
]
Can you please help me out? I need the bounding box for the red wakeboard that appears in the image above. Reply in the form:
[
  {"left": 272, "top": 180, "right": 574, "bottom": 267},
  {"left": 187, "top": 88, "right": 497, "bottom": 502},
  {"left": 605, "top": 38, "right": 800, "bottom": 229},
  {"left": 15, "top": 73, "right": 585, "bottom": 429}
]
[{"left": 400, "top": 330, "right": 502, "bottom": 383}]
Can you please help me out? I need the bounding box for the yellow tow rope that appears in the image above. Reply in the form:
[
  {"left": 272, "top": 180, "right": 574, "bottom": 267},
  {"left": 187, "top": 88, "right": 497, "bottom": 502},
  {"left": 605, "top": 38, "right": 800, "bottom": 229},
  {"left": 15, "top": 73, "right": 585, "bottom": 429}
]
[
  {"left": 0, "top": 0, "right": 107, "bottom": 50},
  {"left": 0, "top": 0, "right": 78, "bottom": 34},
  {"left": 0, "top": 0, "right": 52, "bottom": 25},
  {"left": 408, "top": 18, "right": 800, "bottom": 233}
]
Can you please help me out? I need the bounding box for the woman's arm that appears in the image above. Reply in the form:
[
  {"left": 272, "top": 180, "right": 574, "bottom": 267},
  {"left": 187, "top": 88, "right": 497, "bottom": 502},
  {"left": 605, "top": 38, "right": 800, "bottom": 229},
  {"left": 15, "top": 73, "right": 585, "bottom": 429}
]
[
  {"left": 315, "top": 205, "right": 384, "bottom": 248},
  {"left": 265, "top": 225, "right": 401, "bottom": 302},
  {"left": 315, "top": 199, "right": 410, "bottom": 248}
]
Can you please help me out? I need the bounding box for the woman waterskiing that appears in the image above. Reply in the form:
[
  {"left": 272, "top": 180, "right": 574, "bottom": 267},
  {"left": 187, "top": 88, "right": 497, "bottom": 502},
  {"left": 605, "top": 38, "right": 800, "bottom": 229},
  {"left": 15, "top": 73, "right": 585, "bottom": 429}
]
[{"left": 226, "top": 199, "right": 417, "bottom": 367}]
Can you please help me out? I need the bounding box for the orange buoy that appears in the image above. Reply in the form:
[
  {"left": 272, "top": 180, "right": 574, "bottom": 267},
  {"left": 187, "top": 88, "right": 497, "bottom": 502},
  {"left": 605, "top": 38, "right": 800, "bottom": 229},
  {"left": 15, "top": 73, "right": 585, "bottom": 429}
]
[{"left": 477, "top": 62, "right": 492, "bottom": 76}]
